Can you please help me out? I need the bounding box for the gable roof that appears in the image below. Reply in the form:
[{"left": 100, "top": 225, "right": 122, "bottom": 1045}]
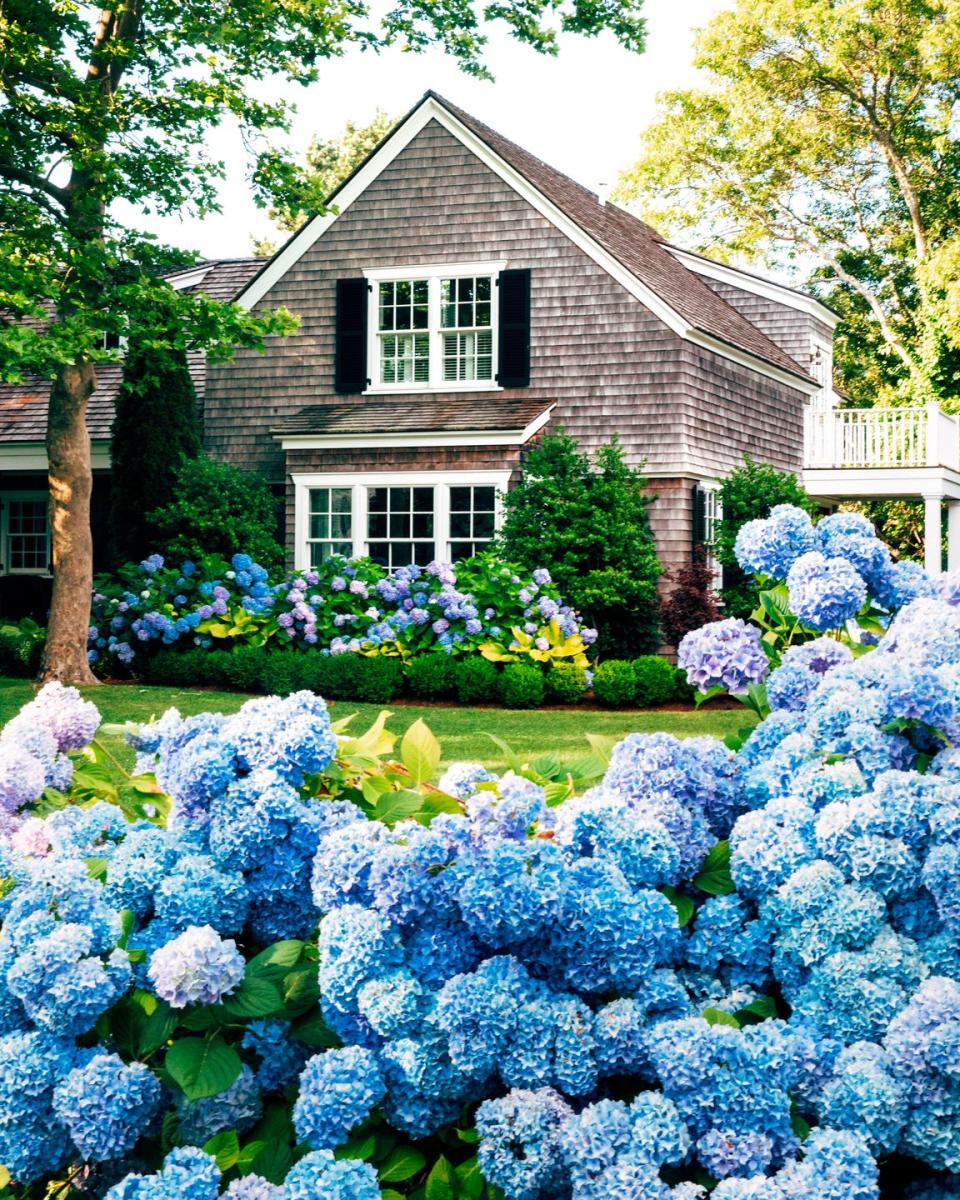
[
  {"left": 0, "top": 258, "right": 263, "bottom": 446},
  {"left": 237, "top": 92, "right": 817, "bottom": 394}
]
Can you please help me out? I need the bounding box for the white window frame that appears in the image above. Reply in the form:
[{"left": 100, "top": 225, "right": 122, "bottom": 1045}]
[
  {"left": 809, "top": 334, "right": 835, "bottom": 410},
  {"left": 699, "top": 481, "right": 723, "bottom": 592},
  {"left": 0, "top": 491, "right": 51, "bottom": 576},
  {"left": 292, "top": 470, "right": 511, "bottom": 571},
  {"left": 363, "top": 261, "right": 506, "bottom": 395}
]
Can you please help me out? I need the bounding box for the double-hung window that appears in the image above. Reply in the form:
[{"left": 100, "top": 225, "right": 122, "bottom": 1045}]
[
  {"left": 295, "top": 472, "right": 509, "bottom": 570},
  {"left": 366, "top": 263, "right": 504, "bottom": 393},
  {"left": 1, "top": 494, "right": 50, "bottom": 575}
]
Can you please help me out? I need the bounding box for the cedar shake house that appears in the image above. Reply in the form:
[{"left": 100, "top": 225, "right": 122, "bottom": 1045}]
[{"left": 7, "top": 91, "right": 960, "bottom": 611}]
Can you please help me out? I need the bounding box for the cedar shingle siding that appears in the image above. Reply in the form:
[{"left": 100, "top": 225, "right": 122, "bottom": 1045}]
[{"left": 203, "top": 119, "right": 809, "bottom": 577}]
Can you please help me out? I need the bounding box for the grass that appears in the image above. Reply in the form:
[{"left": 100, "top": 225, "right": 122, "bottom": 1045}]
[{"left": 0, "top": 676, "right": 756, "bottom": 773}]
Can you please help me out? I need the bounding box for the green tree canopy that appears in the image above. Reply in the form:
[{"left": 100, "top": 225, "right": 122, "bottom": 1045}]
[
  {"left": 257, "top": 110, "right": 398, "bottom": 251},
  {"left": 0, "top": 0, "right": 646, "bottom": 682},
  {"left": 496, "top": 431, "right": 662, "bottom": 656},
  {"left": 616, "top": 0, "right": 960, "bottom": 407}
]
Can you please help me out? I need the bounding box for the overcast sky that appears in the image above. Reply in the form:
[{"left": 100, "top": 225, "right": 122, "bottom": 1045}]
[{"left": 126, "top": 0, "right": 728, "bottom": 259}]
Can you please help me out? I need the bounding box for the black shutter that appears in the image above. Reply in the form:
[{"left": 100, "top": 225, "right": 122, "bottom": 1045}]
[
  {"left": 335, "top": 278, "right": 369, "bottom": 394},
  {"left": 497, "top": 268, "right": 531, "bottom": 388},
  {"left": 691, "top": 483, "right": 706, "bottom": 561}
]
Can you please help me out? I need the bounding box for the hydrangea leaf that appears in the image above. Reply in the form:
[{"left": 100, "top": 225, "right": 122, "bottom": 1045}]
[
  {"left": 455, "top": 1154, "right": 485, "bottom": 1199},
  {"left": 220, "top": 976, "right": 284, "bottom": 1019},
  {"left": 425, "top": 1155, "right": 457, "bottom": 1200},
  {"left": 165, "top": 1035, "right": 242, "bottom": 1101},
  {"left": 336, "top": 1131, "right": 377, "bottom": 1162},
  {"left": 736, "top": 996, "right": 779, "bottom": 1025},
  {"left": 660, "top": 886, "right": 695, "bottom": 928},
  {"left": 693, "top": 840, "right": 735, "bottom": 896},
  {"left": 378, "top": 1145, "right": 426, "bottom": 1181},
  {"left": 203, "top": 1129, "right": 240, "bottom": 1171},
  {"left": 291, "top": 1007, "right": 341, "bottom": 1048},
  {"left": 702, "top": 1007, "right": 740, "bottom": 1028},
  {"left": 401, "top": 719, "right": 442, "bottom": 785},
  {"left": 247, "top": 1137, "right": 293, "bottom": 1184},
  {"left": 373, "top": 789, "right": 427, "bottom": 825},
  {"left": 246, "top": 940, "right": 304, "bottom": 980}
]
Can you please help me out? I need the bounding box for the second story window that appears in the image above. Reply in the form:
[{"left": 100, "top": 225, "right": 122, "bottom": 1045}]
[{"left": 365, "top": 263, "right": 504, "bottom": 393}]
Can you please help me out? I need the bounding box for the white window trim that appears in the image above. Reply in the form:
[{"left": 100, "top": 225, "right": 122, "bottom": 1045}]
[
  {"left": 809, "top": 333, "right": 836, "bottom": 410},
  {"left": 1, "top": 491, "right": 51, "bottom": 577},
  {"left": 697, "top": 480, "right": 723, "bottom": 593},
  {"left": 292, "top": 470, "right": 511, "bottom": 571},
  {"left": 363, "top": 261, "right": 506, "bottom": 395}
]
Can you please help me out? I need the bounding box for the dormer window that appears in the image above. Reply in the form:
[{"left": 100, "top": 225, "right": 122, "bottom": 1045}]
[{"left": 364, "top": 262, "right": 504, "bottom": 393}]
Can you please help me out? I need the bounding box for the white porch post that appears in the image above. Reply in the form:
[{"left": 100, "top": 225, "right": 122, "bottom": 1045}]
[
  {"left": 948, "top": 502, "right": 960, "bottom": 573},
  {"left": 924, "top": 494, "right": 943, "bottom": 574}
]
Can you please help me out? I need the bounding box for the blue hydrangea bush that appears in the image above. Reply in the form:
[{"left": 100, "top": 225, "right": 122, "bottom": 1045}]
[
  {"left": 87, "top": 552, "right": 595, "bottom": 675},
  {"left": 679, "top": 505, "right": 950, "bottom": 715},
  {"left": 8, "top": 589, "right": 960, "bottom": 1195}
]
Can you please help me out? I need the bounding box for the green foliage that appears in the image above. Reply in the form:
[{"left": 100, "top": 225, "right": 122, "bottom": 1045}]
[
  {"left": 0, "top": 619, "right": 44, "bottom": 678},
  {"left": 716, "top": 459, "right": 815, "bottom": 617},
  {"left": 693, "top": 840, "right": 735, "bottom": 896},
  {"left": 543, "top": 662, "right": 587, "bottom": 705},
  {"left": 453, "top": 656, "right": 501, "bottom": 705},
  {"left": 405, "top": 654, "right": 457, "bottom": 701},
  {"left": 592, "top": 659, "right": 638, "bottom": 708},
  {"left": 109, "top": 339, "right": 202, "bottom": 565},
  {"left": 496, "top": 432, "right": 661, "bottom": 656},
  {"left": 267, "top": 111, "right": 398, "bottom": 239},
  {"left": 661, "top": 555, "right": 722, "bottom": 648},
  {"left": 145, "top": 457, "right": 283, "bottom": 569},
  {"left": 632, "top": 655, "right": 677, "bottom": 706},
  {"left": 615, "top": 0, "right": 960, "bottom": 405},
  {"left": 499, "top": 662, "right": 546, "bottom": 710}
]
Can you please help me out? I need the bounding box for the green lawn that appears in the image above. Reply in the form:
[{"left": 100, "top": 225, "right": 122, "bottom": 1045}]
[{"left": 0, "top": 676, "right": 755, "bottom": 773}]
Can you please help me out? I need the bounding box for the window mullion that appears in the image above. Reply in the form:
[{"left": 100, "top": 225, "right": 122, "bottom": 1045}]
[
  {"left": 429, "top": 274, "right": 440, "bottom": 389},
  {"left": 354, "top": 485, "right": 366, "bottom": 559},
  {"left": 437, "top": 484, "right": 451, "bottom": 562}
]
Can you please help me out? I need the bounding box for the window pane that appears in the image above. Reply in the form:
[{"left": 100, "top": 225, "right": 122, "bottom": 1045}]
[
  {"left": 369, "top": 488, "right": 387, "bottom": 512},
  {"left": 458, "top": 278, "right": 474, "bottom": 302},
  {"left": 449, "top": 541, "right": 476, "bottom": 561},
  {"left": 476, "top": 301, "right": 491, "bottom": 327},
  {"left": 390, "top": 487, "right": 411, "bottom": 510},
  {"left": 368, "top": 513, "right": 387, "bottom": 538},
  {"left": 332, "top": 488, "right": 352, "bottom": 513},
  {"left": 390, "top": 513, "right": 411, "bottom": 538},
  {"left": 396, "top": 280, "right": 410, "bottom": 304},
  {"left": 477, "top": 277, "right": 491, "bottom": 301},
  {"left": 474, "top": 486, "right": 496, "bottom": 510},
  {"left": 412, "top": 512, "right": 433, "bottom": 538},
  {"left": 450, "top": 511, "right": 471, "bottom": 538},
  {"left": 474, "top": 511, "right": 495, "bottom": 538},
  {"left": 310, "top": 488, "right": 329, "bottom": 513},
  {"left": 450, "top": 486, "right": 470, "bottom": 511},
  {"left": 413, "top": 487, "right": 433, "bottom": 510},
  {"left": 331, "top": 513, "right": 352, "bottom": 537},
  {"left": 7, "top": 499, "right": 48, "bottom": 571},
  {"left": 413, "top": 280, "right": 429, "bottom": 306},
  {"left": 310, "top": 514, "right": 329, "bottom": 539}
]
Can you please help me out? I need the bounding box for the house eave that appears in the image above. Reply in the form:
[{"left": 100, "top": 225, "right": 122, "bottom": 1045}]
[
  {"left": 0, "top": 440, "right": 111, "bottom": 471},
  {"left": 669, "top": 247, "right": 842, "bottom": 331}
]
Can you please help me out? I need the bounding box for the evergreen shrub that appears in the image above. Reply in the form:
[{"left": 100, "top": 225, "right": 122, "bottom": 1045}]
[
  {"left": 453, "top": 656, "right": 500, "bottom": 705},
  {"left": 543, "top": 661, "right": 587, "bottom": 705},
  {"left": 500, "top": 661, "right": 545, "bottom": 708},
  {"left": 592, "top": 659, "right": 638, "bottom": 707},
  {"left": 404, "top": 653, "right": 457, "bottom": 700},
  {"left": 633, "top": 655, "right": 678, "bottom": 706}
]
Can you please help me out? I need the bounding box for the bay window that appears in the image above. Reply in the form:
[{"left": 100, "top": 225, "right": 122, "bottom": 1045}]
[
  {"left": 294, "top": 472, "right": 510, "bottom": 570},
  {"left": 365, "top": 262, "right": 504, "bottom": 393}
]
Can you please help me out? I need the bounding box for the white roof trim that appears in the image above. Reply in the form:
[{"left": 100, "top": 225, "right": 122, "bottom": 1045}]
[
  {"left": 275, "top": 406, "right": 553, "bottom": 450},
  {"left": 1, "top": 441, "right": 111, "bottom": 471},
  {"left": 669, "top": 247, "right": 841, "bottom": 331},
  {"left": 166, "top": 264, "right": 215, "bottom": 292},
  {"left": 235, "top": 96, "right": 815, "bottom": 391}
]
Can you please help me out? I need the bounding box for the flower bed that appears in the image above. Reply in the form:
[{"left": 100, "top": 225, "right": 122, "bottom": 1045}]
[
  {"left": 86, "top": 553, "right": 600, "bottom": 706},
  {"left": 2, "top": 563, "right": 960, "bottom": 1194}
]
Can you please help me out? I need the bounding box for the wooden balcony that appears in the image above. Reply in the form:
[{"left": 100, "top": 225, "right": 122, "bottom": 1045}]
[
  {"left": 804, "top": 402, "right": 960, "bottom": 472},
  {"left": 802, "top": 401, "right": 960, "bottom": 573}
]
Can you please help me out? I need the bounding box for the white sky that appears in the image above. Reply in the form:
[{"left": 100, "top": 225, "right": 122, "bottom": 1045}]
[{"left": 131, "top": 0, "right": 729, "bottom": 259}]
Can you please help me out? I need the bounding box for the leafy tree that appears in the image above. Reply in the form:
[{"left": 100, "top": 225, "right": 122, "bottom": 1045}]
[
  {"left": 661, "top": 553, "right": 721, "bottom": 648},
  {"left": 258, "top": 110, "right": 398, "bottom": 251},
  {"left": 716, "top": 457, "right": 816, "bottom": 617},
  {"left": 616, "top": 0, "right": 960, "bottom": 407},
  {"left": 496, "top": 432, "right": 662, "bottom": 656},
  {"left": 0, "top": 1, "right": 646, "bottom": 684},
  {"left": 109, "top": 336, "right": 202, "bottom": 565},
  {"left": 145, "top": 456, "right": 283, "bottom": 569}
]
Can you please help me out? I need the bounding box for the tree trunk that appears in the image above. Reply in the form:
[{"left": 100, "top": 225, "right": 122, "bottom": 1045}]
[{"left": 40, "top": 360, "right": 99, "bottom": 685}]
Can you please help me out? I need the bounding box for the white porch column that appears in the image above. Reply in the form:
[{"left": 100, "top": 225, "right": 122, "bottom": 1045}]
[
  {"left": 948, "top": 502, "right": 960, "bottom": 573},
  {"left": 925, "top": 493, "right": 943, "bottom": 574}
]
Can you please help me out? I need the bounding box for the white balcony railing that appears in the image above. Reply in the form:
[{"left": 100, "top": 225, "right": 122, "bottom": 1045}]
[{"left": 804, "top": 402, "right": 960, "bottom": 472}]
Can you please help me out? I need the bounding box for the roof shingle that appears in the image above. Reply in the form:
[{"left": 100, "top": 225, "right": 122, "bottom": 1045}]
[{"left": 274, "top": 396, "right": 554, "bottom": 437}]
